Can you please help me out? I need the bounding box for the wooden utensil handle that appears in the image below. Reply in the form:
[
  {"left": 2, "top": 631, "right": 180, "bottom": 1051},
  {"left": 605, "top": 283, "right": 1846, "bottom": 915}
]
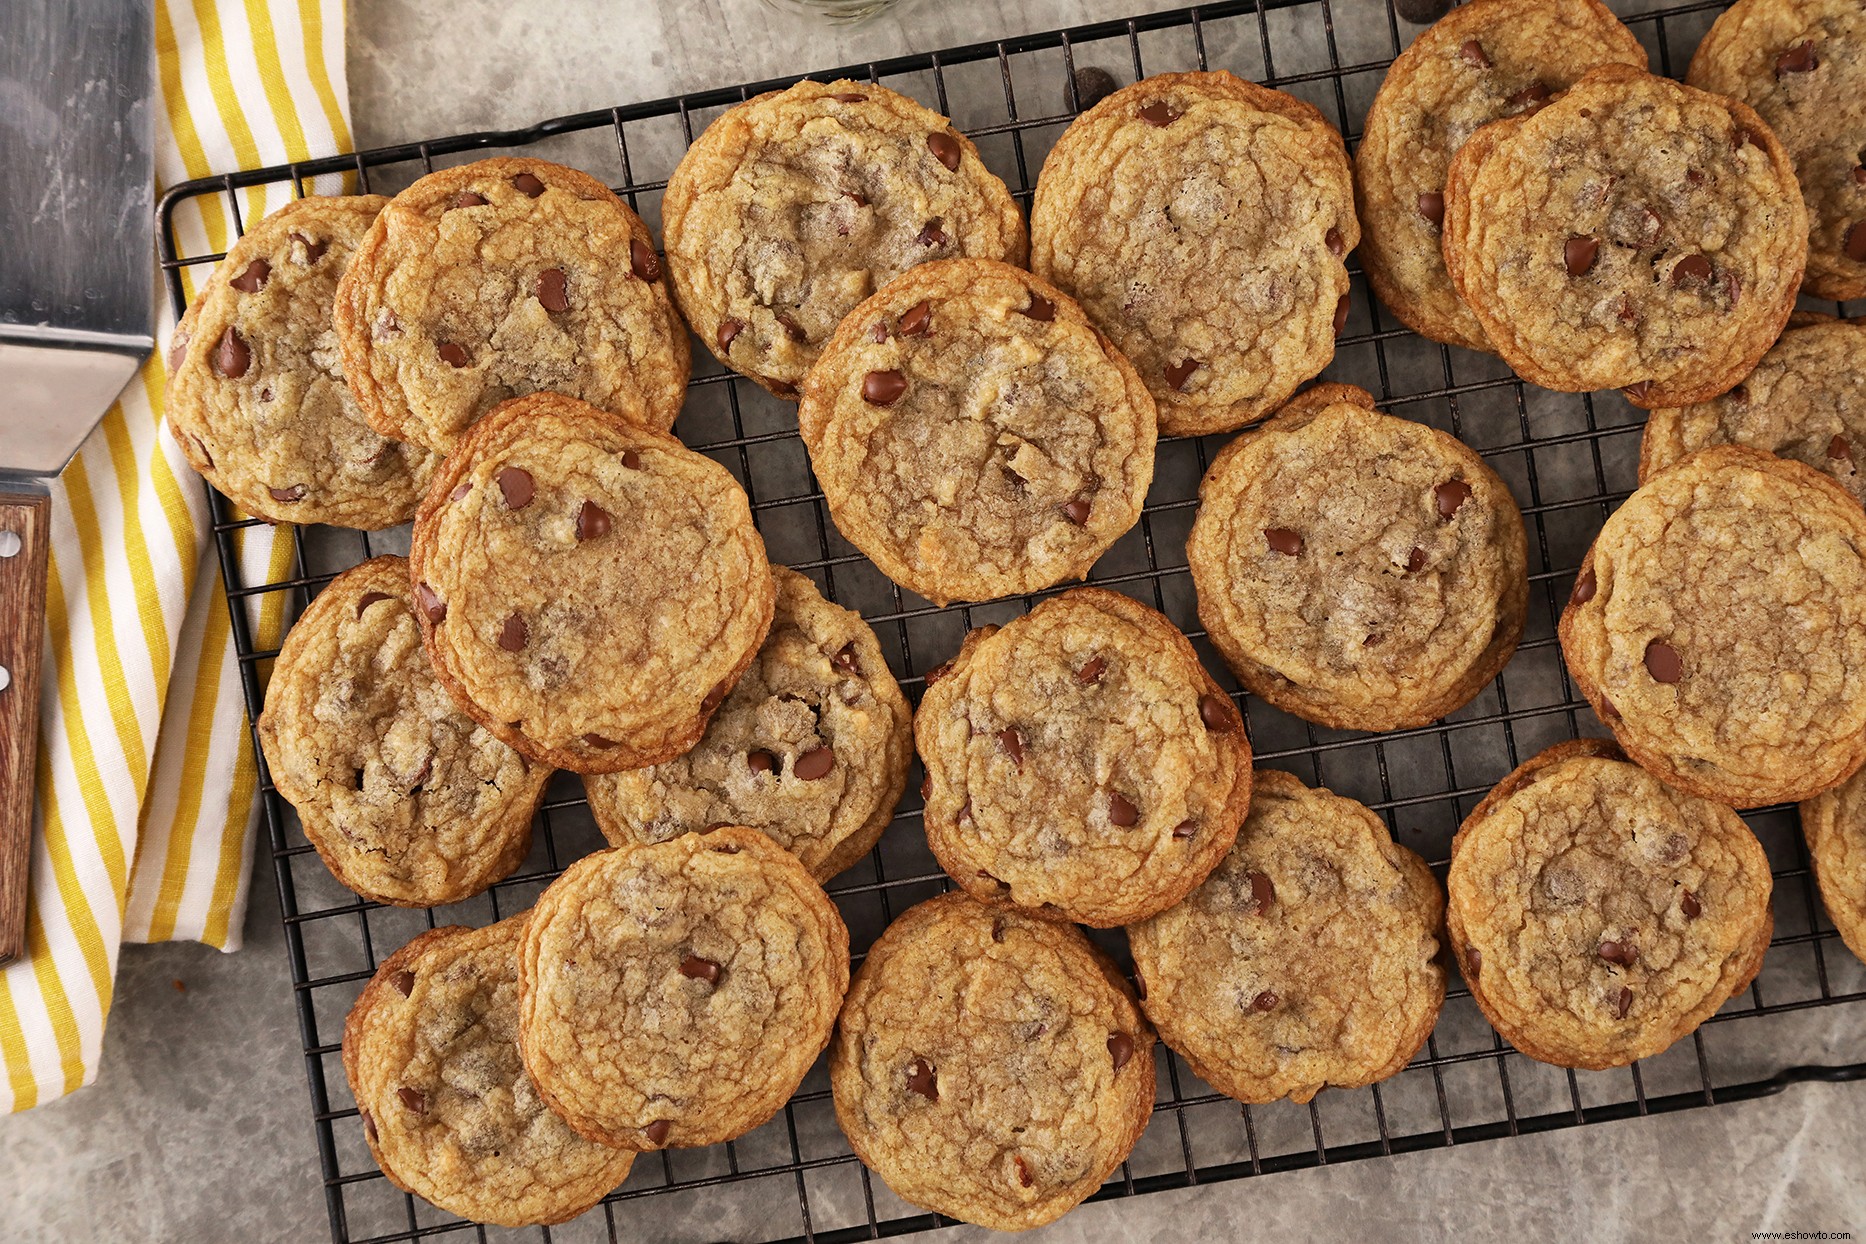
[{"left": 0, "top": 494, "right": 50, "bottom": 969}]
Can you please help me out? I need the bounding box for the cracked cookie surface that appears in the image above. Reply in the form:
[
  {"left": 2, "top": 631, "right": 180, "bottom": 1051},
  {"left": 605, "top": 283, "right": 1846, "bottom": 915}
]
[
  {"left": 1355, "top": 0, "right": 1646, "bottom": 351},
  {"left": 799, "top": 259, "right": 1156, "bottom": 605},
  {"left": 342, "top": 918, "right": 635, "bottom": 1227},
  {"left": 1187, "top": 385, "right": 1527, "bottom": 732},
  {"left": 1641, "top": 316, "right": 1866, "bottom": 503},
  {"left": 518, "top": 828, "right": 848, "bottom": 1149},
  {"left": 582, "top": 566, "right": 911, "bottom": 881},
  {"left": 664, "top": 79, "right": 1026, "bottom": 398},
  {"left": 1689, "top": 0, "right": 1866, "bottom": 301},
  {"left": 259, "top": 557, "right": 549, "bottom": 906},
  {"left": 829, "top": 892, "right": 1154, "bottom": 1232},
  {"left": 1443, "top": 65, "right": 1806, "bottom": 409},
  {"left": 916, "top": 588, "right": 1252, "bottom": 927},
  {"left": 410, "top": 393, "right": 774, "bottom": 774},
  {"left": 1446, "top": 739, "right": 1773, "bottom": 1070},
  {"left": 1800, "top": 765, "right": 1866, "bottom": 963},
  {"left": 1128, "top": 769, "right": 1444, "bottom": 1104},
  {"left": 335, "top": 157, "right": 690, "bottom": 453},
  {"left": 167, "top": 195, "right": 438, "bottom": 527},
  {"left": 1559, "top": 445, "right": 1866, "bottom": 807}
]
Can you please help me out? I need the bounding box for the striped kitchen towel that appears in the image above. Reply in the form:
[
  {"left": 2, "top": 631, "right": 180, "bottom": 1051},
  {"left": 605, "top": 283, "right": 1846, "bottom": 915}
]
[{"left": 0, "top": 0, "right": 352, "bottom": 1113}]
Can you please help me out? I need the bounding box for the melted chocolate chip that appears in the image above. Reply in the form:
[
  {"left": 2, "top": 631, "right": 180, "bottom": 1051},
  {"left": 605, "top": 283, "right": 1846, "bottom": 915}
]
[
  {"left": 1246, "top": 869, "right": 1275, "bottom": 915},
  {"left": 1075, "top": 655, "right": 1107, "bottom": 685},
  {"left": 392, "top": 970, "right": 415, "bottom": 997},
  {"left": 1644, "top": 640, "right": 1683, "bottom": 684},
  {"left": 1671, "top": 253, "right": 1713, "bottom": 286},
  {"left": 1172, "top": 820, "right": 1197, "bottom": 840},
  {"left": 499, "top": 613, "right": 528, "bottom": 653},
  {"left": 1564, "top": 235, "right": 1599, "bottom": 277},
  {"left": 794, "top": 746, "right": 836, "bottom": 780},
  {"left": 1614, "top": 986, "right": 1634, "bottom": 1019},
  {"left": 1251, "top": 990, "right": 1280, "bottom": 1012},
  {"left": 360, "top": 1111, "right": 377, "bottom": 1143},
  {"left": 629, "top": 239, "right": 661, "bottom": 282},
  {"left": 257, "top": 484, "right": 304, "bottom": 506},
  {"left": 1624, "top": 380, "right": 1653, "bottom": 403},
  {"left": 577, "top": 501, "right": 612, "bottom": 541},
  {"left": 512, "top": 172, "right": 545, "bottom": 197},
  {"left": 1681, "top": 889, "right": 1702, "bottom": 920},
  {"left": 1417, "top": 191, "right": 1446, "bottom": 227},
  {"left": 1326, "top": 227, "right": 1345, "bottom": 256},
  {"left": 1435, "top": 479, "right": 1472, "bottom": 519},
  {"left": 1199, "top": 694, "right": 1234, "bottom": 731},
  {"left": 1571, "top": 567, "right": 1597, "bottom": 605},
  {"left": 497, "top": 466, "right": 534, "bottom": 509},
  {"left": 356, "top": 592, "right": 392, "bottom": 618},
  {"left": 536, "top": 267, "right": 570, "bottom": 312},
  {"left": 1506, "top": 82, "right": 1552, "bottom": 111},
  {"left": 1775, "top": 39, "right": 1818, "bottom": 76},
  {"left": 1459, "top": 38, "right": 1491, "bottom": 69},
  {"left": 862, "top": 369, "right": 907, "bottom": 404},
  {"left": 1830, "top": 435, "right": 1854, "bottom": 463},
  {"left": 583, "top": 734, "right": 621, "bottom": 748},
  {"left": 1061, "top": 495, "right": 1092, "bottom": 525},
  {"left": 451, "top": 191, "right": 488, "bottom": 209},
  {"left": 621, "top": 449, "right": 642, "bottom": 470},
  {"left": 230, "top": 258, "right": 270, "bottom": 293},
  {"left": 414, "top": 583, "right": 446, "bottom": 625},
  {"left": 1334, "top": 293, "right": 1351, "bottom": 335},
  {"left": 679, "top": 955, "right": 721, "bottom": 984},
  {"left": 898, "top": 300, "right": 932, "bottom": 336},
  {"left": 998, "top": 727, "right": 1025, "bottom": 769},
  {"left": 716, "top": 318, "right": 745, "bottom": 352},
  {"left": 213, "top": 327, "right": 249, "bottom": 379},
  {"left": 1138, "top": 101, "right": 1180, "bottom": 127},
  {"left": 1846, "top": 222, "right": 1866, "bottom": 262},
  {"left": 1108, "top": 1032, "right": 1135, "bottom": 1071},
  {"left": 289, "top": 232, "right": 327, "bottom": 263},
  {"left": 1597, "top": 939, "right": 1638, "bottom": 966},
  {"left": 831, "top": 91, "right": 868, "bottom": 103},
  {"left": 644, "top": 1120, "right": 672, "bottom": 1145},
  {"left": 702, "top": 682, "right": 728, "bottom": 713},
  {"left": 747, "top": 749, "right": 777, "bottom": 774},
  {"left": 924, "top": 659, "right": 956, "bottom": 686},
  {"left": 1021, "top": 294, "right": 1056, "bottom": 322},
  {"left": 1108, "top": 792, "right": 1139, "bottom": 826},
  {"left": 831, "top": 643, "right": 860, "bottom": 676},
  {"left": 1466, "top": 946, "right": 1482, "bottom": 977},
  {"left": 906, "top": 1057, "right": 938, "bottom": 1100},
  {"left": 1407, "top": 547, "right": 1427, "bottom": 574},
  {"left": 1264, "top": 527, "right": 1302, "bottom": 556},
  {"left": 397, "top": 1087, "right": 426, "bottom": 1114},
  {"left": 916, "top": 218, "right": 949, "bottom": 248},
  {"left": 1164, "top": 358, "right": 1200, "bottom": 390},
  {"left": 438, "top": 341, "right": 470, "bottom": 367},
  {"left": 926, "top": 131, "right": 962, "bottom": 170},
  {"left": 1014, "top": 1156, "right": 1034, "bottom": 1188}
]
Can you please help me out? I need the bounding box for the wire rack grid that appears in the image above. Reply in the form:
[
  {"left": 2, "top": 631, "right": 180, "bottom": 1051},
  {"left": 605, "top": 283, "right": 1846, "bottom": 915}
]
[{"left": 155, "top": 2, "right": 1866, "bottom": 1241}]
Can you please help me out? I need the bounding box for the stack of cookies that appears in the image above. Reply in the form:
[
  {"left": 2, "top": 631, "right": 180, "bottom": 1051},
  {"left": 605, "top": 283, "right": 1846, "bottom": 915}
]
[{"left": 161, "top": 0, "right": 1866, "bottom": 1231}]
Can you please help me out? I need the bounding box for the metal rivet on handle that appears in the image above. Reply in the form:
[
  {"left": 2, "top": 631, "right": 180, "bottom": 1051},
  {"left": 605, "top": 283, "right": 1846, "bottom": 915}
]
[
  {"left": 0, "top": 666, "right": 10, "bottom": 693},
  {"left": 0, "top": 531, "right": 19, "bottom": 558}
]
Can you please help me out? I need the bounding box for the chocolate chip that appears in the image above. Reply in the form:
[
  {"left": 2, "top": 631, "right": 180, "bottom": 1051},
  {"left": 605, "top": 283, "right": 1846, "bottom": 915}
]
[
  {"left": 906, "top": 1058, "right": 938, "bottom": 1100},
  {"left": 919, "top": 773, "right": 932, "bottom": 800},
  {"left": 397, "top": 1087, "right": 426, "bottom": 1114},
  {"left": 1644, "top": 640, "right": 1682, "bottom": 684},
  {"left": 1571, "top": 568, "right": 1597, "bottom": 604},
  {"left": 1172, "top": 820, "right": 1197, "bottom": 840},
  {"left": 1394, "top": 0, "right": 1451, "bottom": 22},
  {"left": 1681, "top": 889, "right": 1702, "bottom": 920},
  {"left": 1138, "top": 101, "right": 1180, "bottom": 127},
  {"left": 716, "top": 319, "right": 745, "bottom": 352},
  {"left": 1846, "top": 222, "right": 1866, "bottom": 262},
  {"left": 702, "top": 682, "right": 728, "bottom": 712},
  {"left": 1246, "top": 869, "right": 1275, "bottom": 915},
  {"left": 1108, "top": 1032, "right": 1135, "bottom": 1070},
  {"left": 1614, "top": 986, "right": 1634, "bottom": 1019},
  {"left": 747, "top": 749, "right": 777, "bottom": 773},
  {"left": 627, "top": 238, "right": 662, "bottom": 283},
  {"left": 924, "top": 659, "right": 955, "bottom": 686},
  {"left": 1624, "top": 380, "right": 1652, "bottom": 403},
  {"left": 795, "top": 746, "right": 835, "bottom": 780},
  {"left": 1014, "top": 1156, "right": 1034, "bottom": 1188},
  {"left": 898, "top": 300, "right": 932, "bottom": 336},
  {"left": 230, "top": 258, "right": 270, "bottom": 293},
  {"left": 1417, "top": 191, "right": 1446, "bottom": 227},
  {"left": 1060, "top": 495, "right": 1091, "bottom": 525},
  {"left": 830, "top": 643, "right": 860, "bottom": 677},
  {"left": 1071, "top": 66, "right": 1118, "bottom": 110},
  {"left": 1435, "top": 479, "right": 1472, "bottom": 519},
  {"left": 1264, "top": 527, "right": 1302, "bottom": 556},
  {"left": 360, "top": 1111, "right": 377, "bottom": 1143},
  {"left": 267, "top": 485, "right": 305, "bottom": 503},
  {"left": 213, "top": 327, "right": 249, "bottom": 379},
  {"left": 583, "top": 734, "right": 621, "bottom": 748},
  {"left": 1334, "top": 293, "right": 1351, "bottom": 335},
  {"left": 1671, "top": 253, "right": 1713, "bottom": 286},
  {"left": 414, "top": 583, "right": 446, "bottom": 625},
  {"left": 497, "top": 466, "right": 534, "bottom": 509},
  {"left": 916, "top": 218, "right": 948, "bottom": 248},
  {"left": 1164, "top": 358, "right": 1200, "bottom": 390},
  {"left": 356, "top": 591, "right": 392, "bottom": 618},
  {"left": 1251, "top": 990, "right": 1280, "bottom": 1012},
  {"left": 1854, "top": 165, "right": 1866, "bottom": 187},
  {"left": 868, "top": 320, "right": 889, "bottom": 343},
  {"left": 998, "top": 727, "right": 1024, "bottom": 769},
  {"left": 1459, "top": 38, "right": 1491, "bottom": 69},
  {"left": 773, "top": 310, "right": 807, "bottom": 341},
  {"left": 644, "top": 1120, "right": 672, "bottom": 1145},
  {"left": 438, "top": 341, "right": 470, "bottom": 367},
  {"left": 451, "top": 191, "right": 487, "bottom": 209},
  {"left": 1830, "top": 435, "right": 1854, "bottom": 463},
  {"left": 1326, "top": 227, "right": 1345, "bottom": 256},
  {"left": 679, "top": 954, "right": 721, "bottom": 983},
  {"left": 1075, "top": 655, "right": 1106, "bottom": 685},
  {"left": 1564, "top": 235, "right": 1599, "bottom": 277},
  {"left": 536, "top": 267, "right": 570, "bottom": 312},
  {"left": 831, "top": 91, "right": 868, "bottom": 103},
  {"left": 289, "top": 232, "right": 327, "bottom": 263},
  {"left": 1597, "top": 939, "right": 1638, "bottom": 966},
  {"left": 1109, "top": 792, "right": 1139, "bottom": 826},
  {"left": 1021, "top": 294, "right": 1055, "bottom": 322},
  {"left": 576, "top": 501, "right": 612, "bottom": 541},
  {"left": 1506, "top": 82, "right": 1552, "bottom": 111},
  {"left": 1775, "top": 39, "right": 1818, "bottom": 76},
  {"left": 621, "top": 449, "right": 642, "bottom": 470},
  {"left": 392, "top": 970, "right": 415, "bottom": 997},
  {"left": 166, "top": 329, "right": 191, "bottom": 372},
  {"left": 862, "top": 369, "right": 907, "bottom": 404},
  {"left": 512, "top": 172, "right": 545, "bottom": 197},
  {"left": 1407, "top": 547, "right": 1427, "bottom": 574},
  {"left": 1199, "top": 694, "right": 1234, "bottom": 731},
  {"left": 1466, "top": 946, "right": 1482, "bottom": 977},
  {"left": 927, "top": 131, "right": 962, "bottom": 170},
  {"left": 499, "top": 613, "right": 528, "bottom": 652},
  {"left": 769, "top": 380, "right": 799, "bottom": 397}
]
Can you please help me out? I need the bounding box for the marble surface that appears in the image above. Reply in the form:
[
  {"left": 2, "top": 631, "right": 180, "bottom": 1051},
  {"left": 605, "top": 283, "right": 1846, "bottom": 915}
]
[{"left": 4, "top": 1, "right": 1866, "bottom": 1241}]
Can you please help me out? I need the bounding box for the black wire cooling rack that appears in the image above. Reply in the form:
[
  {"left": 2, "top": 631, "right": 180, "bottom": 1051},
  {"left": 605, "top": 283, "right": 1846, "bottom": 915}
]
[{"left": 157, "top": 2, "right": 1866, "bottom": 1241}]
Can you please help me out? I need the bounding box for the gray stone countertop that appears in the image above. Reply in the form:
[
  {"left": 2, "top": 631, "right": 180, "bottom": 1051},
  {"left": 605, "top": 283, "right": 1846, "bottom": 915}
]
[{"left": 3, "top": 1, "right": 1864, "bottom": 1240}]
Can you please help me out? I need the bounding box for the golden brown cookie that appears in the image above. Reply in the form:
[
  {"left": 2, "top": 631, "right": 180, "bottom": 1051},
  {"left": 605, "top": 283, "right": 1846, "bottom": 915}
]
[
  {"left": 798, "top": 258, "right": 1156, "bottom": 606},
  {"left": 1187, "top": 384, "right": 1527, "bottom": 732},
  {"left": 829, "top": 892, "right": 1155, "bottom": 1232},
  {"left": 1559, "top": 445, "right": 1866, "bottom": 808},
  {"left": 342, "top": 918, "right": 635, "bottom": 1227},
  {"left": 1443, "top": 64, "right": 1807, "bottom": 410},
  {"left": 335, "top": 157, "right": 690, "bottom": 453},
  {"left": 1688, "top": 0, "right": 1866, "bottom": 301},
  {"left": 409, "top": 393, "right": 775, "bottom": 774},
  {"left": 915, "top": 588, "right": 1250, "bottom": 927},
  {"left": 1800, "top": 764, "right": 1866, "bottom": 963},
  {"left": 663, "top": 79, "right": 1026, "bottom": 399},
  {"left": 1030, "top": 70, "right": 1358, "bottom": 436},
  {"left": 166, "top": 195, "right": 438, "bottom": 527},
  {"left": 258, "top": 557, "right": 549, "bottom": 907},
  {"left": 1354, "top": 0, "right": 1647, "bottom": 350},
  {"left": 1447, "top": 739, "right": 1774, "bottom": 1070},
  {"left": 581, "top": 566, "right": 911, "bottom": 882},
  {"left": 1128, "top": 769, "right": 1443, "bottom": 1105},
  {"left": 518, "top": 828, "right": 848, "bottom": 1150}
]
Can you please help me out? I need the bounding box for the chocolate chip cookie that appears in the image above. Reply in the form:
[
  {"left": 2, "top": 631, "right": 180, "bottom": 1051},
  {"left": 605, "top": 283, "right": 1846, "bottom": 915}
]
[
  {"left": 1187, "top": 384, "right": 1527, "bottom": 732},
  {"left": 1127, "top": 769, "right": 1444, "bottom": 1104},
  {"left": 1447, "top": 739, "right": 1774, "bottom": 1070},
  {"left": 167, "top": 195, "right": 438, "bottom": 527},
  {"left": 342, "top": 917, "right": 635, "bottom": 1227},
  {"left": 1560, "top": 445, "right": 1866, "bottom": 808},
  {"left": 1030, "top": 71, "right": 1357, "bottom": 436},
  {"left": 409, "top": 392, "right": 775, "bottom": 774},
  {"left": 829, "top": 892, "right": 1154, "bottom": 1232},
  {"left": 1443, "top": 64, "right": 1807, "bottom": 409},
  {"left": 258, "top": 557, "right": 550, "bottom": 906},
  {"left": 581, "top": 565, "right": 911, "bottom": 881},
  {"left": 1688, "top": 0, "right": 1866, "bottom": 301},
  {"left": 1355, "top": 0, "right": 1647, "bottom": 351},
  {"left": 518, "top": 828, "right": 848, "bottom": 1149},
  {"left": 916, "top": 588, "right": 1251, "bottom": 928},
  {"left": 1641, "top": 315, "right": 1866, "bottom": 504},
  {"left": 663, "top": 79, "right": 1026, "bottom": 399},
  {"left": 1800, "top": 764, "right": 1866, "bottom": 963},
  {"left": 335, "top": 157, "right": 690, "bottom": 453},
  {"left": 798, "top": 258, "right": 1156, "bottom": 606}
]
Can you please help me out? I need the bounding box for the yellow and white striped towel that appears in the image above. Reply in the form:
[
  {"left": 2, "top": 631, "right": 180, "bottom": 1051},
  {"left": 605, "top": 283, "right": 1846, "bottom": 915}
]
[{"left": 0, "top": 0, "right": 352, "bottom": 1113}]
